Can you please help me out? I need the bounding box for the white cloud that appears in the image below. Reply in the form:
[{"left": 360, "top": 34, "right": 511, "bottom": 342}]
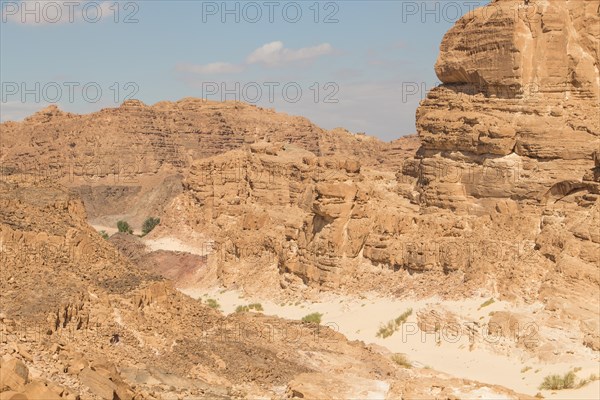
[
  {"left": 176, "top": 41, "right": 334, "bottom": 76},
  {"left": 246, "top": 41, "right": 333, "bottom": 67},
  {"left": 176, "top": 62, "right": 244, "bottom": 75},
  {"left": 2, "top": 1, "right": 118, "bottom": 25}
]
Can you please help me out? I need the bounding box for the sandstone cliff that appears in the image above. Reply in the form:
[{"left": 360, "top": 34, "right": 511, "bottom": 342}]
[
  {"left": 1, "top": 0, "right": 598, "bottom": 397},
  {"left": 148, "top": 0, "right": 599, "bottom": 354},
  {"left": 417, "top": 0, "right": 599, "bottom": 209},
  {"left": 0, "top": 176, "right": 533, "bottom": 399},
  {"left": 1, "top": 99, "right": 408, "bottom": 228},
  {"left": 415, "top": 0, "right": 600, "bottom": 349}
]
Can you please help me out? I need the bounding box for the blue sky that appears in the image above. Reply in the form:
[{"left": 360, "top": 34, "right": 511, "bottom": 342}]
[{"left": 1, "top": 0, "right": 491, "bottom": 141}]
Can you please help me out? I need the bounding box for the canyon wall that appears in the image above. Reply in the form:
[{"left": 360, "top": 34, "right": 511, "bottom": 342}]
[
  {"left": 416, "top": 0, "right": 599, "bottom": 210},
  {"left": 1, "top": 99, "right": 397, "bottom": 227},
  {"left": 153, "top": 0, "right": 600, "bottom": 351}
]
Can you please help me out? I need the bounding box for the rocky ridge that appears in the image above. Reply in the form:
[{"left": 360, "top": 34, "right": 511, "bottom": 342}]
[
  {"left": 0, "top": 176, "right": 532, "bottom": 399},
  {"left": 1, "top": 0, "right": 598, "bottom": 398},
  {"left": 0, "top": 99, "right": 403, "bottom": 227},
  {"left": 148, "top": 0, "right": 600, "bottom": 355}
]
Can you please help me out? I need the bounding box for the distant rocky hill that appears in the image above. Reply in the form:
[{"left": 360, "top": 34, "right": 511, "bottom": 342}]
[{"left": 1, "top": 99, "right": 417, "bottom": 228}]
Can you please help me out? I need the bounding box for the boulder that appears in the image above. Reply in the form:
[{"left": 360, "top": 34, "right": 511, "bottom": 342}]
[
  {"left": 0, "top": 358, "right": 29, "bottom": 392},
  {"left": 79, "top": 368, "right": 116, "bottom": 400}
]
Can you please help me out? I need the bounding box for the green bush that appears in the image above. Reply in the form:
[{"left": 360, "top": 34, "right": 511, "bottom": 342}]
[
  {"left": 575, "top": 374, "right": 599, "bottom": 389},
  {"left": 479, "top": 298, "right": 495, "bottom": 309},
  {"left": 117, "top": 220, "right": 133, "bottom": 234},
  {"left": 539, "top": 371, "right": 576, "bottom": 390},
  {"left": 142, "top": 217, "right": 160, "bottom": 236},
  {"left": 391, "top": 354, "right": 412, "bottom": 368},
  {"left": 377, "top": 308, "right": 413, "bottom": 339},
  {"left": 377, "top": 321, "right": 395, "bottom": 339},
  {"left": 301, "top": 312, "right": 323, "bottom": 324},
  {"left": 205, "top": 299, "right": 220, "bottom": 310},
  {"left": 395, "top": 308, "right": 413, "bottom": 325},
  {"left": 235, "top": 303, "right": 263, "bottom": 313},
  {"left": 99, "top": 230, "right": 109, "bottom": 240}
]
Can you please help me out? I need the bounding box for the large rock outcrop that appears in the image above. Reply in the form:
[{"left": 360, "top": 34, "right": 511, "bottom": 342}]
[
  {"left": 149, "top": 0, "right": 600, "bottom": 353},
  {"left": 1, "top": 99, "right": 402, "bottom": 228},
  {"left": 416, "top": 0, "right": 599, "bottom": 209},
  {"left": 155, "top": 142, "right": 550, "bottom": 303},
  {"left": 414, "top": 0, "right": 600, "bottom": 349},
  {"left": 0, "top": 177, "right": 530, "bottom": 399}
]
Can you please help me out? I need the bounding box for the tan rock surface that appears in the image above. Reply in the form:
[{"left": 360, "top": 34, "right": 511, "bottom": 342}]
[
  {"left": 0, "top": 359, "right": 29, "bottom": 392},
  {"left": 415, "top": 0, "right": 600, "bottom": 350},
  {"left": 145, "top": 0, "right": 599, "bottom": 357},
  {"left": 1, "top": 176, "right": 532, "bottom": 399},
  {"left": 1, "top": 0, "right": 598, "bottom": 398},
  {"left": 1, "top": 99, "right": 408, "bottom": 229}
]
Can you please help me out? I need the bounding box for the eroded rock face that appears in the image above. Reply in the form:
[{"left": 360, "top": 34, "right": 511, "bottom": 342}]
[
  {"left": 157, "top": 144, "right": 407, "bottom": 290},
  {"left": 1, "top": 179, "right": 532, "bottom": 400},
  {"left": 416, "top": 0, "right": 599, "bottom": 208},
  {"left": 1, "top": 99, "right": 400, "bottom": 228},
  {"left": 150, "top": 1, "right": 599, "bottom": 353},
  {"left": 157, "top": 143, "right": 547, "bottom": 302},
  {"left": 413, "top": 0, "right": 600, "bottom": 349}
]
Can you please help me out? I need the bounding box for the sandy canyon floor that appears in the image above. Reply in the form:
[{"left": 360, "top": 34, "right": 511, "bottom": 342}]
[{"left": 122, "top": 230, "right": 599, "bottom": 400}]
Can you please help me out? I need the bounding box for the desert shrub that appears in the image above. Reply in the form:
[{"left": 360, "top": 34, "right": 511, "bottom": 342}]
[
  {"left": 301, "top": 312, "right": 323, "bottom": 324},
  {"left": 539, "top": 371, "right": 576, "bottom": 390},
  {"left": 142, "top": 217, "right": 160, "bottom": 236},
  {"left": 99, "top": 230, "right": 109, "bottom": 240},
  {"left": 377, "top": 308, "right": 413, "bottom": 339},
  {"left": 236, "top": 303, "right": 263, "bottom": 313},
  {"left": 391, "top": 354, "right": 412, "bottom": 368},
  {"left": 205, "top": 299, "right": 220, "bottom": 310},
  {"left": 395, "top": 308, "right": 413, "bottom": 324},
  {"left": 377, "top": 321, "right": 395, "bottom": 339},
  {"left": 576, "top": 374, "right": 600, "bottom": 389},
  {"left": 117, "top": 220, "right": 133, "bottom": 234},
  {"left": 479, "top": 298, "right": 495, "bottom": 309}
]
